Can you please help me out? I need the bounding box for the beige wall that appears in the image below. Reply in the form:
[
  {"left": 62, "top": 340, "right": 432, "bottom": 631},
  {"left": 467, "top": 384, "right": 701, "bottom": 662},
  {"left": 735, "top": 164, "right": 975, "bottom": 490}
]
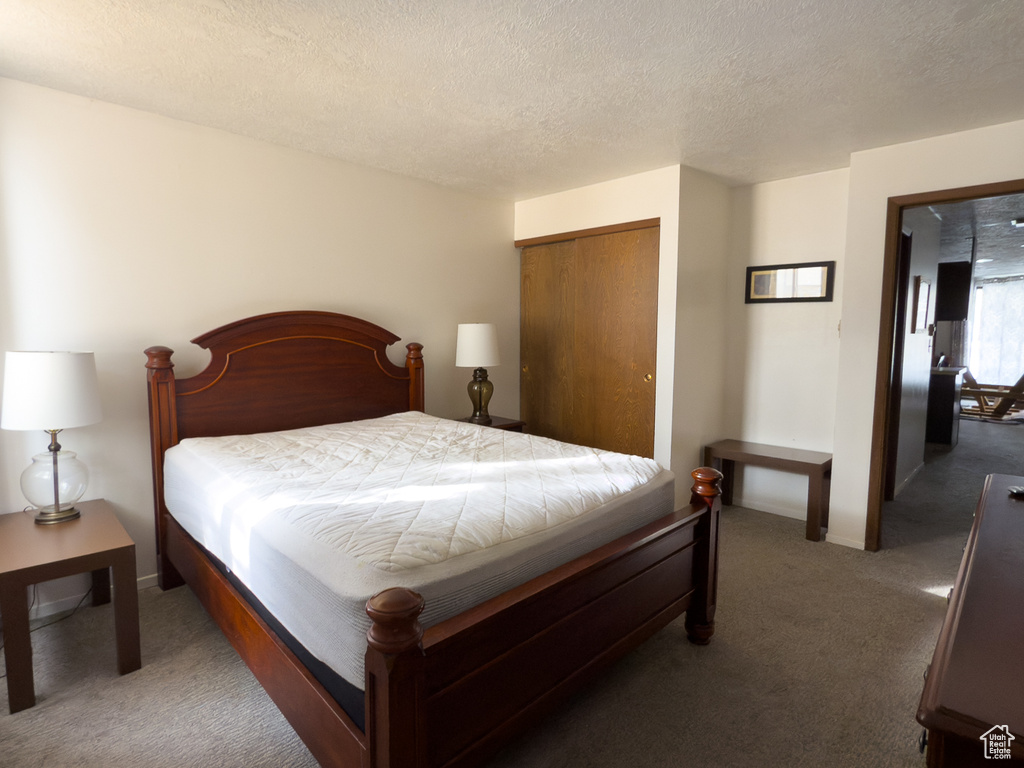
[
  {"left": 831, "top": 118, "right": 1024, "bottom": 548},
  {"left": 0, "top": 78, "right": 518, "bottom": 610},
  {"left": 724, "top": 121, "right": 1024, "bottom": 547},
  {"left": 673, "top": 166, "right": 731, "bottom": 481},
  {"left": 723, "top": 120, "right": 1024, "bottom": 548},
  {"left": 8, "top": 74, "right": 1024, "bottom": 618},
  {"left": 724, "top": 169, "right": 848, "bottom": 518}
]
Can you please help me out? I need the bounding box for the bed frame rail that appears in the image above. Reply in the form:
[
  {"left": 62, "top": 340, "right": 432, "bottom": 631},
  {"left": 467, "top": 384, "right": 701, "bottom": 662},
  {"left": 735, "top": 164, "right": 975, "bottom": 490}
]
[{"left": 165, "top": 514, "right": 369, "bottom": 767}]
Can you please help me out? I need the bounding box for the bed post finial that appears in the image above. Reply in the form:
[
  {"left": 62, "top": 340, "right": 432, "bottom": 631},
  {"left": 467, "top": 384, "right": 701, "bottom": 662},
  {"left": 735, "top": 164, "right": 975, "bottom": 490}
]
[
  {"left": 366, "top": 588, "right": 425, "bottom": 654},
  {"left": 406, "top": 343, "right": 425, "bottom": 412},
  {"left": 690, "top": 466, "right": 723, "bottom": 509},
  {"left": 145, "top": 346, "right": 175, "bottom": 370}
]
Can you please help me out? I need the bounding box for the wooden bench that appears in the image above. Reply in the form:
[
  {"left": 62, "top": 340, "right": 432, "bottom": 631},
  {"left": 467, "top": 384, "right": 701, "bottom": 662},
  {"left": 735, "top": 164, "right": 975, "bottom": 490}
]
[{"left": 703, "top": 439, "right": 832, "bottom": 541}]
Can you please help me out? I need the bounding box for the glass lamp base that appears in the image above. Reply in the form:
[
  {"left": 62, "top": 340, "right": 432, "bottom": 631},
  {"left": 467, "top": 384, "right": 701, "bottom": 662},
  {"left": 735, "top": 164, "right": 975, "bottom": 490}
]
[
  {"left": 467, "top": 367, "right": 494, "bottom": 426},
  {"left": 21, "top": 450, "right": 89, "bottom": 525}
]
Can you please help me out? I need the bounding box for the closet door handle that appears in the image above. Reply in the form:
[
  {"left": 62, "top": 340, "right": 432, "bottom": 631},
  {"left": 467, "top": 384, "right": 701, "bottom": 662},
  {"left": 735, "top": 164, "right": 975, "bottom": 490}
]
[{"left": 644, "top": 373, "right": 653, "bottom": 382}]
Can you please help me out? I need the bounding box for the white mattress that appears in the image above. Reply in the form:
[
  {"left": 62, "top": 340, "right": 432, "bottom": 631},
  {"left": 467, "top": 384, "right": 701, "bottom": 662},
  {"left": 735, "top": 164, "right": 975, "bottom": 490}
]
[{"left": 163, "top": 410, "right": 674, "bottom": 689}]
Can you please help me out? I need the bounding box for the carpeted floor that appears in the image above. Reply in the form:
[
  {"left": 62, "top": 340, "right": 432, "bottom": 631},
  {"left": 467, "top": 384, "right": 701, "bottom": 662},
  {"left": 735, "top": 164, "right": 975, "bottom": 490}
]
[{"left": 1, "top": 418, "right": 1020, "bottom": 767}]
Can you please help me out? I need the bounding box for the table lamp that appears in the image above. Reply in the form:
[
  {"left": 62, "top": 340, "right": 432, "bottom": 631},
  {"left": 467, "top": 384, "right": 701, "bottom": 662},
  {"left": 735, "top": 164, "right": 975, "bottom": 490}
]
[
  {"left": 455, "top": 323, "right": 500, "bottom": 426},
  {"left": 1, "top": 351, "right": 103, "bottom": 524}
]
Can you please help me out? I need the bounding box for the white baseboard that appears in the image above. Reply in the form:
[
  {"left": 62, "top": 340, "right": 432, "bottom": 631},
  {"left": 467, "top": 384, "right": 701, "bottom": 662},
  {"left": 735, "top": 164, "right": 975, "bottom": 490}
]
[
  {"left": 28, "top": 591, "right": 90, "bottom": 622},
  {"left": 138, "top": 572, "right": 158, "bottom": 590},
  {"left": 21, "top": 572, "right": 160, "bottom": 623},
  {"left": 824, "top": 531, "right": 866, "bottom": 549}
]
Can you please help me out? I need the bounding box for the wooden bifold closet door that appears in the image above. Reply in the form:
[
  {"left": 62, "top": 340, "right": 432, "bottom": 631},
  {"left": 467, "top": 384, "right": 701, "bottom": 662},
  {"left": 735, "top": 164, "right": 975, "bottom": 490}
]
[{"left": 520, "top": 224, "right": 659, "bottom": 458}]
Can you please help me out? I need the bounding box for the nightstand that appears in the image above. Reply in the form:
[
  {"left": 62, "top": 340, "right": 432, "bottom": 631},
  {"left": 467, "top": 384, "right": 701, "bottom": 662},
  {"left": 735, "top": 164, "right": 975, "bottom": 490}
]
[
  {"left": 459, "top": 415, "right": 526, "bottom": 432},
  {"left": 0, "top": 499, "right": 141, "bottom": 713}
]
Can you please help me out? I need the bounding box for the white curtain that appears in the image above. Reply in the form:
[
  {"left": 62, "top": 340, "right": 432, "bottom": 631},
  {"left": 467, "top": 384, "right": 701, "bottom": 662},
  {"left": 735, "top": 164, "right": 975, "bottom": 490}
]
[{"left": 969, "top": 277, "right": 1024, "bottom": 385}]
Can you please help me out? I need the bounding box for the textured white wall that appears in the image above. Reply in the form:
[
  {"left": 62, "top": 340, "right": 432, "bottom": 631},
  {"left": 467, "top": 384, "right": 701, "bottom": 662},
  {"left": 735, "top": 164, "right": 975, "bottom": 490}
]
[
  {"left": 673, "top": 166, "right": 731, "bottom": 483},
  {"left": 724, "top": 169, "right": 848, "bottom": 519},
  {"left": 0, "top": 78, "right": 518, "bottom": 609},
  {"left": 831, "top": 118, "right": 1024, "bottom": 548}
]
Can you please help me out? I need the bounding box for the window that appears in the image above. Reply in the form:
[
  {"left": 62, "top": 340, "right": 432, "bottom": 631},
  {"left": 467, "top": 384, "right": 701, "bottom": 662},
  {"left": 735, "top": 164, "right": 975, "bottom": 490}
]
[{"left": 968, "top": 277, "right": 1024, "bottom": 384}]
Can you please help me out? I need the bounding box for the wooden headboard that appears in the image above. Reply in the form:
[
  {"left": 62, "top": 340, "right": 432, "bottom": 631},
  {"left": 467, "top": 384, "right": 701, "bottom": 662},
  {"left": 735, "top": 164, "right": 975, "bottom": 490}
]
[{"left": 144, "top": 310, "right": 424, "bottom": 587}]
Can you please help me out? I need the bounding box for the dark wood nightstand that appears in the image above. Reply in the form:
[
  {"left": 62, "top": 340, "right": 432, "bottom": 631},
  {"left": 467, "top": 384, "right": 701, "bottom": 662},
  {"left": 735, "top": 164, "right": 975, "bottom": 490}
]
[
  {"left": 458, "top": 415, "right": 526, "bottom": 432},
  {"left": 0, "top": 499, "right": 141, "bottom": 713}
]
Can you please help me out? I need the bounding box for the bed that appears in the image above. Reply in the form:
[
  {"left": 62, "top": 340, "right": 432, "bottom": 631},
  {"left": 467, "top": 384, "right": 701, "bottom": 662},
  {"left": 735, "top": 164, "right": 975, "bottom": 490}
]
[{"left": 145, "top": 310, "right": 722, "bottom": 768}]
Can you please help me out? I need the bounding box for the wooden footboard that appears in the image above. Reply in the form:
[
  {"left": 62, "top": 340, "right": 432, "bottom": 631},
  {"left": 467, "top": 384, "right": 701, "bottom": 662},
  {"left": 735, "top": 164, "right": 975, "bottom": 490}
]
[
  {"left": 364, "top": 468, "right": 721, "bottom": 768},
  {"left": 161, "top": 466, "right": 720, "bottom": 768}
]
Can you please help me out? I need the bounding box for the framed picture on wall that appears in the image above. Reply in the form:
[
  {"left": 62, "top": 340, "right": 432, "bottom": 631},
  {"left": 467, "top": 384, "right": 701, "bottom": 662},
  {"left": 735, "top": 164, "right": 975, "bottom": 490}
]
[
  {"left": 912, "top": 275, "right": 931, "bottom": 333},
  {"left": 745, "top": 261, "right": 835, "bottom": 303}
]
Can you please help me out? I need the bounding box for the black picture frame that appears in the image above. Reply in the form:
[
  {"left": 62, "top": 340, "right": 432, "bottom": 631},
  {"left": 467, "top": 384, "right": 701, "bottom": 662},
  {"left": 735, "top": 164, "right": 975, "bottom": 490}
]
[{"left": 745, "top": 261, "right": 836, "bottom": 304}]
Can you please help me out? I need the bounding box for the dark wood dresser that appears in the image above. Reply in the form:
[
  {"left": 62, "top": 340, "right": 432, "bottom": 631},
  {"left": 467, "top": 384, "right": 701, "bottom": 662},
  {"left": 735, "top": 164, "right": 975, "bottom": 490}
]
[
  {"left": 917, "top": 474, "right": 1024, "bottom": 766},
  {"left": 925, "top": 367, "right": 965, "bottom": 446}
]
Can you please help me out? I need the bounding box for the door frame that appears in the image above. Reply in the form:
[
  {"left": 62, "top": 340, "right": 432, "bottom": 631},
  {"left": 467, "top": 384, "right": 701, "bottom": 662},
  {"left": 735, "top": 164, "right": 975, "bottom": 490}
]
[
  {"left": 883, "top": 231, "right": 913, "bottom": 501},
  {"left": 513, "top": 218, "right": 660, "bottom": 248},
  {"left": 866, "top": 177, "right": 1024, "bottom": 551}
]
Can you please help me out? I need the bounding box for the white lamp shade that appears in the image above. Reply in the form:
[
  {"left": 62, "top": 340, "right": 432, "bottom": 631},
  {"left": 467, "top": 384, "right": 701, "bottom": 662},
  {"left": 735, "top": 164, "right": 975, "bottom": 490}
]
[
  {"left": 1, "top": 351, "right": 103, "bottom": 431},
  {"left": 455, "top": 324, "right": 500, "bottom": 368}
]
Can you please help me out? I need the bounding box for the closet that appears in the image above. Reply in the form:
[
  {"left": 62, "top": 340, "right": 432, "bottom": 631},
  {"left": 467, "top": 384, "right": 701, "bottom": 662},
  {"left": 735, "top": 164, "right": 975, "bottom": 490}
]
[{"left": 518, "top": 221, "right": 659, "bottom": 458}]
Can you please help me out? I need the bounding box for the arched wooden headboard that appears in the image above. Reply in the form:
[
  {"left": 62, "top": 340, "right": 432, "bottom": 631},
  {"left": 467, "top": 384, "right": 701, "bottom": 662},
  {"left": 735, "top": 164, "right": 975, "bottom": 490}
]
[{"left": 145, "top": 310, "right": 424, "bottom": 587}]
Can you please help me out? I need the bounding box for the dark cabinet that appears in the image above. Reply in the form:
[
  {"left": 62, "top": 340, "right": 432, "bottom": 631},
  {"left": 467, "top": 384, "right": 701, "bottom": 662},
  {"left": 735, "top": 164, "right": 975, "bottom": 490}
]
[
  {"left": 926, "top": 367, "right": 965, "bottom": 445},
  {"left": 934, "top": 262, "right": 972, "bottom": 321}
]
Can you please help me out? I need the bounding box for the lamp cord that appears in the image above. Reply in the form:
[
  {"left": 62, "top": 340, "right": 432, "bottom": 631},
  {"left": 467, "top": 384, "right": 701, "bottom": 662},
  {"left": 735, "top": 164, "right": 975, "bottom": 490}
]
[{"left": 0, "top": 584, "right": 94, "bottom": 679}]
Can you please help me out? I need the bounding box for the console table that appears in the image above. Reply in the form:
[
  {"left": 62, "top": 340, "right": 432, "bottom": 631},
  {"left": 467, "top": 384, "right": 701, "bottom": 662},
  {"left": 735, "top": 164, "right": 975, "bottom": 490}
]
[
  {"left": 702, "top": 439, "right": 832, "bottom": 541},
  {"left": 917, "top": 474, "right": 1024, "bottom": 766}
]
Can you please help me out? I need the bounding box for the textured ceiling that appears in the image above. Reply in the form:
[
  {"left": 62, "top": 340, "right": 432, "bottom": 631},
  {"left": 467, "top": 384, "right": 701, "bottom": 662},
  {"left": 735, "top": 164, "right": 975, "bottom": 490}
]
[
  {"left": 929, "top": 194, "right": 1024, "bottom": 280},
  {"left": 2, "top": 0, "right": 1024, "bottom": 202}
]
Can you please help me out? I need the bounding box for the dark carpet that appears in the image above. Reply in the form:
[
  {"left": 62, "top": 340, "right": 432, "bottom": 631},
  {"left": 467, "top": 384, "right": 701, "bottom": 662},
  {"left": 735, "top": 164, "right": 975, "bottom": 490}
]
[{"left": 2, "top": 418, "right": 1019, "bottom": 766}]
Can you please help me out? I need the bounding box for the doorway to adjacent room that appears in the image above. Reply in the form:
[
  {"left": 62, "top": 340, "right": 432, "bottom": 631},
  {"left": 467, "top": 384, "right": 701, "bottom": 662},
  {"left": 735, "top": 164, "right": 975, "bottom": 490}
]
[{"left": 869, "top": 178, "right": 1024, "bottom": 550}]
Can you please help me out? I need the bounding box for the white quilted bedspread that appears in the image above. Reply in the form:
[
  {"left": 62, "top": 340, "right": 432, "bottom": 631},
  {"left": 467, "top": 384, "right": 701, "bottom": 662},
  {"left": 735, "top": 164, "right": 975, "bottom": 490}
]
[
  {"left": 163, "top": 410, "right": 673, "bottom": 687},
  {"left": 170, "top": 410, "right": 664, "bottom": 572}
]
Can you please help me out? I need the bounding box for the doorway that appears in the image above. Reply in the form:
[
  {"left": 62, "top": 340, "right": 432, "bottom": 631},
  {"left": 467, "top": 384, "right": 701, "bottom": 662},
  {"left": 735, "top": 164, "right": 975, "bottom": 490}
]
[{"left": 867, "top": 178, "right": 1024, "bottom": 550}]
